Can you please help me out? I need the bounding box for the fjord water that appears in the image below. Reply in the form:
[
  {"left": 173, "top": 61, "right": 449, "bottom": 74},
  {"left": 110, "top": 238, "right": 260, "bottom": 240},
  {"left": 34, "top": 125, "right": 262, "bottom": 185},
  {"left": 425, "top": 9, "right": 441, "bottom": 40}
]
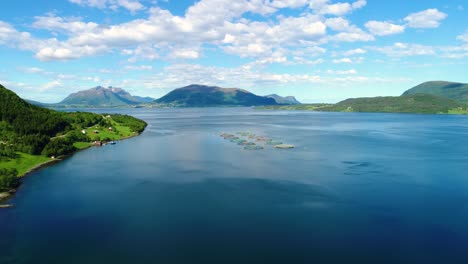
[{"left": 1, "top": 108, "right": 468, "bottom": 263}]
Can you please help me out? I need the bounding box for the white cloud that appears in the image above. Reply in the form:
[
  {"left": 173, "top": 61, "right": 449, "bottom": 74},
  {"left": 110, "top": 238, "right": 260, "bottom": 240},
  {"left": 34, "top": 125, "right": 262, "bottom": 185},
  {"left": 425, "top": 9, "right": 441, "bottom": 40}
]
[
  {"left": 124, "top": 65, "right": 153, "bottom": 71},
  {"left": 118, "top": 63, "right": 323, "bottom": 91},
  {"left": 325, "top": 17, "right": 374, "bottom": 42},
  {"left": 404, "top": 9, "right": 447, "bottom": 29},
  {"left": 20, "top": 67, "right": 46, "bottom": 74},
  {"left": 0, "top": 0, "right": 375, "bottom": 63},
  {"left": 333, "top": 57, "right": 352, "bottom": 64},
  {"left": 69, "top": 0, "right": 145, "bottom": 14},
  {"left": 32, "top": 15, "right": 99, "bottom": 34},
  {"left": 342, "top": 48, "right": 366, "bottom": 56},
  {"left": 439, "top": 42, "right": 468, "bottom": 59},
  {"left": 309, "top": 0, "right": 367, "bottom": 16},
  {"left": 327, "top": 69, "right": 357, "bottom": 75},
  {"left": 41, "top": 80, "right": 63, "bottom": 91},
  {"left": 371, "top": 42, "right": 435, "bottom": 57},
  {"left": 170, "top": 48, "right": 200, "bottom": 59},
  {"left": 457, "top": 31, "right": 468, "bottom": 42},
  {"left": 365, "top": 21, "right": 405, "bottom": 36},
  {"left": 291, "top": 57, "right": 324, "bottom": 65},
  {"left": 331, "top": 30, "right": 374, "bottom": 42}
]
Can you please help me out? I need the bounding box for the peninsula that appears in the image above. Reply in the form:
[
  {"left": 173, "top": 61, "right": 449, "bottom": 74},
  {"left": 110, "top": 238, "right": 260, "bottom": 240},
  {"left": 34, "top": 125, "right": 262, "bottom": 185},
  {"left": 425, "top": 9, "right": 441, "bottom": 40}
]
[{"left": 0, "top": 84, "right": 147, "bottom": 202}]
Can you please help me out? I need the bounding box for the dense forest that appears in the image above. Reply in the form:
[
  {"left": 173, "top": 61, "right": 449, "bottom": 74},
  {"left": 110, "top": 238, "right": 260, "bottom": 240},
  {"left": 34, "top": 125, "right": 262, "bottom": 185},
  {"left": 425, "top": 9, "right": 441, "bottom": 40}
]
[{"left": 0, "top": 84, "right": 147, "bottom": 190}]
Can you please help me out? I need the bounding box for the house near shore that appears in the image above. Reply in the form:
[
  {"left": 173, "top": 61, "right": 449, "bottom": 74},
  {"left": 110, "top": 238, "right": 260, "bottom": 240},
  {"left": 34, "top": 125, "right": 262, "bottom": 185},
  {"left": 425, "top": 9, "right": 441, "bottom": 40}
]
[
  {"left": 108, "top": 127, "right": 113, "bottom": 131},
  {"left": 93, "top": 141, "right": 103, "bottom": 146}
]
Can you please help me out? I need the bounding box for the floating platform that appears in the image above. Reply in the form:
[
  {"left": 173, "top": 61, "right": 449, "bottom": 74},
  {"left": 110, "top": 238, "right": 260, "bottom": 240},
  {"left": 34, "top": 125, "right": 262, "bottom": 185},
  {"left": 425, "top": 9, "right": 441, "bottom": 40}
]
[
  {"left": 274, "top": 144, "right": 295, "bottom": 149},
  {"left": 266, "top": 141, "right": 283, "bottom": 145},
  {"left": 244, "top": 145, "right": 264, "bottom": 150}
]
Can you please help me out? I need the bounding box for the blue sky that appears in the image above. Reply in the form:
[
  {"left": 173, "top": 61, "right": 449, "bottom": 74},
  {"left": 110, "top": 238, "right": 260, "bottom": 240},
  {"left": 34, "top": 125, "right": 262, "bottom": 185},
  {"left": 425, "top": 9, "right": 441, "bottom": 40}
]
[{"left": 0, "top": 0, "right": 467, "bottom": 103}]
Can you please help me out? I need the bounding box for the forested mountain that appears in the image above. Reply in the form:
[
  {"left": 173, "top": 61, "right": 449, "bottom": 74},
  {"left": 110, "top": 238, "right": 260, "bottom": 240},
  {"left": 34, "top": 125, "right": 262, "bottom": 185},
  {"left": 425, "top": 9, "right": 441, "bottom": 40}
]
[
  {"left": 154, "top": 84, "right": 277, "bottom": 106},
  {"left": 59, "top": 86, "right": 154, "bottom": 106},
  {"left": 402, "top": 81, "right": 468, "bottom": 103}
]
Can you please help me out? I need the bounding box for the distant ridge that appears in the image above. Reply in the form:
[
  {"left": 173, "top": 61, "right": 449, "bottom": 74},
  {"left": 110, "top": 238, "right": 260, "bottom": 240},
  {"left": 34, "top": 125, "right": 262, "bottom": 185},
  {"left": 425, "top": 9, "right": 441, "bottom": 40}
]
[
  {"left": 154, "top": 84, "right": 277, "bottom": 107},
  {"left": 265, "top": 94, "right": 301, "bottom": 105},
  {"left": 402, "top": 81, "right": 468, "bottom": 103},
  {"left": 56, "top": 86, "right": 154, "bottom": 107}
]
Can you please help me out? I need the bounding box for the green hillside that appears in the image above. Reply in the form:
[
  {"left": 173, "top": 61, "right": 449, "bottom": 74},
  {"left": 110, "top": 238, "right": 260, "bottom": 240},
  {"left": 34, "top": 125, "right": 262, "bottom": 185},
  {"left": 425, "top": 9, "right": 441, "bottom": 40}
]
[
  {"left": 402, "top": 81, "right": 468, "bottom": 103},
  {"left": 318, "top": 94, "right": 466, "bottom": 114},
  {"left": 259, "top": 94, "right": 467, "bottom": 114},
  {"left": 154, "top": 84, "right": 277, "bottom": 107},
  {"left": 0, "top": 84, "right": 147, "bottom": 191}
]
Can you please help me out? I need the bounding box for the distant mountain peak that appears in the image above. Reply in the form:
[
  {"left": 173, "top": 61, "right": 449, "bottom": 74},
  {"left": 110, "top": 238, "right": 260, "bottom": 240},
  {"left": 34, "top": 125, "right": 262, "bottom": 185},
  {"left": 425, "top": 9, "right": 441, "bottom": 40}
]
[{"left": 59, "top": 86, "right": 154, "bottom": 107}]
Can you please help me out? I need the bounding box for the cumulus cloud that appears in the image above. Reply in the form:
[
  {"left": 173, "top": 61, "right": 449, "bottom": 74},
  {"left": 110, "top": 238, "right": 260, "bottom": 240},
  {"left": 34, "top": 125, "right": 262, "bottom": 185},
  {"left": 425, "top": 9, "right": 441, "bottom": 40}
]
[
  {"left": 32, "top": 14, "right": 99, "bottom": 34},
  {"left": 365, "top": 21, "right": 405, "bottom": 36},
  {"left": 0, "top": 0, "right": 418, "bottom": 64},
  {"left": 404, "top": 9, "right": 447, "bottom": 29}
]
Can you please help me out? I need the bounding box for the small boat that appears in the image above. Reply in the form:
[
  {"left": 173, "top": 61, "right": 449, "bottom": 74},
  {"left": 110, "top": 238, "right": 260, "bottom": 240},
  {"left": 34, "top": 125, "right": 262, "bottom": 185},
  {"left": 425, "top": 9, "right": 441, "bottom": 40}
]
[{"left": 109, "top": 141, "right": 116, "bottom": 145}]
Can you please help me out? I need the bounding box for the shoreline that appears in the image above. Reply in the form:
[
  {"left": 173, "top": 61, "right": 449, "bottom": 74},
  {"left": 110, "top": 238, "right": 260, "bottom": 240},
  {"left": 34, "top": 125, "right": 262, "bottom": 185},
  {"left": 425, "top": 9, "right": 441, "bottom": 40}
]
[{"left": 0, "top": 131, "right": 143, "bottom": 206}]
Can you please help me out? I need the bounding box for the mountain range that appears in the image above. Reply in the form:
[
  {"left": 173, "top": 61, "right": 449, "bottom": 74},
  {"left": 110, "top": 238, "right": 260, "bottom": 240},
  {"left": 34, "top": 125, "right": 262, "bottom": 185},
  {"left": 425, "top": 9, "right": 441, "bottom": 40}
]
[
  {"left": 27, "top": 85, "right": 299, "bottom": 107},
  {"left": 23, "top": 80, "right": 468, "bottom": 110}
]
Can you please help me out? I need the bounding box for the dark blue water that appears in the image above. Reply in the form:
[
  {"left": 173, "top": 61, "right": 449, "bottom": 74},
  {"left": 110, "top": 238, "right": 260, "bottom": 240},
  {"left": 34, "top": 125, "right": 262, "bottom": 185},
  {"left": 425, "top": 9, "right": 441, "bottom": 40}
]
[{"left": 1, "top": 108, "right": 468, "bottom": 263}]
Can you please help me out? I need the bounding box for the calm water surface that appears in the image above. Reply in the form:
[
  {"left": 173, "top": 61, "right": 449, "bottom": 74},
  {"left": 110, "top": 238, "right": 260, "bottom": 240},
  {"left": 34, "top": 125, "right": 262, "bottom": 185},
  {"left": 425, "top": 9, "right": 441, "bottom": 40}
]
[{"left": 1, "top": 108, "right": 468, "bottom": 263}]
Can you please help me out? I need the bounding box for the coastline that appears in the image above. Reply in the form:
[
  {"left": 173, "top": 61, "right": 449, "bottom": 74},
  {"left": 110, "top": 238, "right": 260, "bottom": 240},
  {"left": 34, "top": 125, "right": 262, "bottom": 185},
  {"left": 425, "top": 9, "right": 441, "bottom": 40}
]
[{"left": 0, "top": 131, "right": 143, "bottom": 206}]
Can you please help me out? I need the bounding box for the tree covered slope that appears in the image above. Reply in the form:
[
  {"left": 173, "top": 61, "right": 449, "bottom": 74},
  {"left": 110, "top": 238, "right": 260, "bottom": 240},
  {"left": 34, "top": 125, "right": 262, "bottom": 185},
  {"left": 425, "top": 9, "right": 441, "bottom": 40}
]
[
  {"left": 319, "top": 94, "right": 465, "bottom": 114},
  {"left": 402, "top": 81, "right": 468, "bottom": 103}
]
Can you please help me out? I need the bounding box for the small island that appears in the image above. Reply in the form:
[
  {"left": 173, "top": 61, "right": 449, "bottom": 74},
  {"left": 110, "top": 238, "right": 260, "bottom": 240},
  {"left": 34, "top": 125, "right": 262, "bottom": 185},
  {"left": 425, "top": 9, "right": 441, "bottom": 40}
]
[{"left": 0, "top": 84, "right": 147, "bottom": 203}]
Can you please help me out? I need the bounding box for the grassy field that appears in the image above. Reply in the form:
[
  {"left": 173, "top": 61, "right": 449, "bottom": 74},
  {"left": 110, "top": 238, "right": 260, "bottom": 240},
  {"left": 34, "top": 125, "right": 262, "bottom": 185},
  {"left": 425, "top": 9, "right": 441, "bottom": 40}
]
[
  {"left": 84, "top": 120, "right": 136, "bottom": 141},
  {"left": 448, "top": 108, "right": 468, "bottom": 114},
  {"left": 0, "top": 152, "right": 52, "bottom": 176},
  {"left": 73, "top": 142, "right": 92, "bottom": 149}
]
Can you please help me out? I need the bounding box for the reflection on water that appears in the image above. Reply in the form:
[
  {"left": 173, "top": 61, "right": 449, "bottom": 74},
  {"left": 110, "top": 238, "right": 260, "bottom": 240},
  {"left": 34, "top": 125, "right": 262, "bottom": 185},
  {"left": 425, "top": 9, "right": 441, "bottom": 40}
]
[{"left": 1, "top": 108, "right": 468, "bottom": 263}]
